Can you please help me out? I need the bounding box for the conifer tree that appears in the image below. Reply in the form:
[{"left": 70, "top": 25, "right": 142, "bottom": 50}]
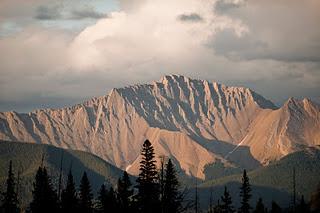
[
  {"left": 296, "top": 195, "right": 310, "bottom": 213},
  {"left": 207, "top": 187, "right": 213, "bottom": 213},
  {"left": 97, "top": 184, "right": 108, "bottom": 213},
  {"left": 159, "top": 156, "right": 166, "bottom": 213},
  {"left": 310, "top": 183, "right": 320, "bottom": 213},
  {"left": 61, "top": 170, "right": 78, "bottom": 213},
  {"left": 239, "top": 170, "right": 252, "bottom": 213},
  {"left": 1, "top": 161, "right": 19, "bottom": 213},
  {"left": 106, "top": 187, "right": 118, "bottom": 212},
  {"left": 79, "top": 172, "right": 93, "bottom": 213},
  {"left": 163, "top": 159, "right": 182, "bottom": 213},
  {"left": 254, "top": 198, "right": 266, "bottom": 213},
  {"left": 214, "top": 200, "right": 223, "bottom": 213},
  {"left": 30, "top": 166, "right": 58, "bottom": 213},
  {"left": 194, "top": 181, "right": 200, "bottom": 213},
  {"left": 135, "top": 139, "right": 160, "bottom": 213},
  {"left": 117, "top": 171, "right": 133, "bottom": 213},
  {"left": 220, "top": 186, "right": 234, "bottom": 213},
  {"left": 270, "top": 201, "right": 282, "bottom": 213}
]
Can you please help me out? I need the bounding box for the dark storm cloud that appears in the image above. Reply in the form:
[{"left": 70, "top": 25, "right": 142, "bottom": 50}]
[{"left": 177, "top": 13, "right": 204, "bottom": 22}]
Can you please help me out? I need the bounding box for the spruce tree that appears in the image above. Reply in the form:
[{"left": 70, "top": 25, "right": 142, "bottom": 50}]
[
  {"left": 1, "top": 161, "right": 19, "bottom": 213},
  {"left": 208, "top": 187, "right": 214, "bottom": 213},
  {"left": 310, "top": 183, "right": 320, "bottom": 213},
  {"left": 296, "top": 195, "right": 310, "bottom": 213},
  {"left": 61, "top": 170, "right": 78, "bottom": 213},
  {"left": 135, "top": 139, "right": 160, "bottom": 213},
  {"left": 79, "top": 172, "right": 93, "bottom": 213},
  {"left": 97, "top": 184, "right": 108, "bottom": 213},
  {"left": 220, "top": 186, "right": 234, "bottom": 213},
  {"left": 214, "top": 200, "right": 223, "bottom": 213},
  {"left": 254, "top": 198, "right": 265, "bottom": 213},
  {"left": 106, "top": 187, "right": 118, "bottom": 212},
  {"left": 117, "top": 171, "right": 133, "bottom": 213},
  {"left": 159, "top": 156, "right": 166, "bottom": 213},
  {"left": 30, "top": 166, "right": 58, "bottom": 213},
  {"left": 239, "top": 169, "right": 252, "bottom": 213},
  {"left": 270, "top": 201, "right": 281, "bottom": 213},
  {"left": 163, "top": 159, "right": 182, "bottom": 213}
]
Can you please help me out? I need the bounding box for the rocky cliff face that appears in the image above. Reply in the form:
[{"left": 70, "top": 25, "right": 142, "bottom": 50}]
[{"left": 0, "top": 75, "right": 319, "bottom": 179}]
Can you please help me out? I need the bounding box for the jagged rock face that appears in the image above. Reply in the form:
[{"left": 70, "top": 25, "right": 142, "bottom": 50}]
[{"left": 0, "top": 75, "right": 319, "bottom": 179}]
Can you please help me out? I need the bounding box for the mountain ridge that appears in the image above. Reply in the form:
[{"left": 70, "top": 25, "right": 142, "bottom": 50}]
[{"left": 0, "top": 75, "right": 319, "bottom": 179}]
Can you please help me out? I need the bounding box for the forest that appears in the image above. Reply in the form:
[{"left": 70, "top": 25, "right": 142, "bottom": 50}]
[{"left": 0, "top": 140, "right": 319, "bottom": 213}]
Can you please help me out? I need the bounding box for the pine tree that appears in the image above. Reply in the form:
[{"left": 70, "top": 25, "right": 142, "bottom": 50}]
[
  {"left": 117, "top": 171, "right": 133, "bottom": 213},
  {"left": 310, "top": 183, "right": 320, "bottom": 213},
  {"left": 163, "top": 159, "right": 182, "bottom": 213},
  {"left": 239, "top": 170, "right": 252, "bottom": 213},
  {"left": 254, "top": 198, "right": 265, "bottom": 213},
  {"left": 79, "top": 172, "right": 93, "bottom": 213},
  {"left": 214, "top": 200, "right": 223, "bottom": 213},
  {"left": 208, "top": 187, "right": 213, "bottom": 213},
  {"left": 1, "top": 161, "right": 19, "bottom": 213},
  {"left": 195, "top": 181, "right": 200, "bottom": 213},
  {"left": 270, "top": 201, "right": 282, "bottom": 213},
  {"left": 135, "top": 139, "right": 160, "bottom": 213},
  {"left": 220, "top": 186, "right": 234, "bottom": 213},
  {"left": 159, "top": 156, "right": 166, "bottom": 213},
  {"left": 30, "top": 166, "right": 59, "bottom": 213},
  {"left": 61, "top": 170, "right": 78, "bottom": 213},
  {"left": 97, "top": 184, "right": 108, "bottom": 213},
  {"left": 296, "top": 195, "right": 310, "bottom": 213},
  {"left": 106, "top": 187, "right": 118, "bottom": 212}
]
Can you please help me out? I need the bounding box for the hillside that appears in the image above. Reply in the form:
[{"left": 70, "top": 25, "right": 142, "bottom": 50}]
[
  {"left": 0, "top": 75, "right": 319, "bottom": 179},
  {"left": 0, "top": 140, "right": 126, "bottom": 208},
  {"left": 200, "top": 146, "right": 320, "bottom": 208}
]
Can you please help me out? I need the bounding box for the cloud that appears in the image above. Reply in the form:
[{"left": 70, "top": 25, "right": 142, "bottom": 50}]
[
  {"left": 118, "top": 0, "right": 147, "bottom": 12},
  {"left": 70, "top": 7, "right": 108, "bottom": 20},
  {"left": 215, "top": 0, "right": 246, "bottom": 13},
  {"left": 177, "top": 13, "right": 204, "bottom": 22},
  {"left": 34, "top": 4, "right": 108, "bottom": 20},
  {"left": 0, "top": 0, "right": 319, "bottom": 112},
  {"left": 212, "top": 0, "right": 320, "bottom": 62},
  {"left": 34, "top": 5, "right": 62, "bottom": 20}
]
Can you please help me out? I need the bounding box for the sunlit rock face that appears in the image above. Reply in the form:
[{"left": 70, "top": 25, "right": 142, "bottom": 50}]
[{"left": 0, "top": 75, "right": 319, "bottom": 179}]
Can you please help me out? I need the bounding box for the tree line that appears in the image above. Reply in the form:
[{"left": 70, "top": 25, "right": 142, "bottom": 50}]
[{"left": 1, "top": 139, "right": 320, "bottom": 213}]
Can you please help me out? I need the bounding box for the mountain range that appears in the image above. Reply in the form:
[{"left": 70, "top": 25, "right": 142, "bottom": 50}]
[{"left": 0, "top": 75, "right": 319, "bottom": 179}]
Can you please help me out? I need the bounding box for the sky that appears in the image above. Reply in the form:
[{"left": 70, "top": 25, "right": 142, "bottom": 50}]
[{"left": 0, "top": 0, "right": 319, "bottom": 112}]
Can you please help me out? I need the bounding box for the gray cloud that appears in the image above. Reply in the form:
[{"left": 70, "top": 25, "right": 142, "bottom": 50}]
[
  {"left": 215, "top": 0, "right": 246, "bottom": 13},
  {"left": 70, "top": 7, "right": 108, "bottom": 20},
  {"left": 177, "top": 13, "right": 204, "bottom": 22},
  {"left": 212, "top": 0, "right": 320, "bottom": 63},
  {"left": 212, "top": 29, "right": 320, "bottom": 62},
  {"left": 34, "top": 5, "right": 62, "bottom": 20},
  {"left": 34, "top": 5, "right": 108, "bottom": 20}
]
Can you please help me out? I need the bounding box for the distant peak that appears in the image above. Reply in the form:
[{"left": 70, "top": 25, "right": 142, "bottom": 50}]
[
  {"left": 160, "top": 74, "right": 190, "bottom": 83},
  {"left": 159, "top": 74, "right": 218, "bottom": 85}
]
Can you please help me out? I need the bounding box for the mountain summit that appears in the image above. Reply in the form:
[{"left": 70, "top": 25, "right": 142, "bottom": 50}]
[{"left": 0, "top": 75, "right": 319, "bottom": 179}]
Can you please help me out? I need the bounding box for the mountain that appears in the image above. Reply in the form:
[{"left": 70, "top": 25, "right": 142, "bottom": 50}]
[
  {"left": 199, "top": 146, "right": 320, "bottom": 208},
  {"left": 0, "top": 75, "right": 319, "bottom": 179},
  {"left": 0, "top": 140, "right": 126, "bottom": 208}
]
